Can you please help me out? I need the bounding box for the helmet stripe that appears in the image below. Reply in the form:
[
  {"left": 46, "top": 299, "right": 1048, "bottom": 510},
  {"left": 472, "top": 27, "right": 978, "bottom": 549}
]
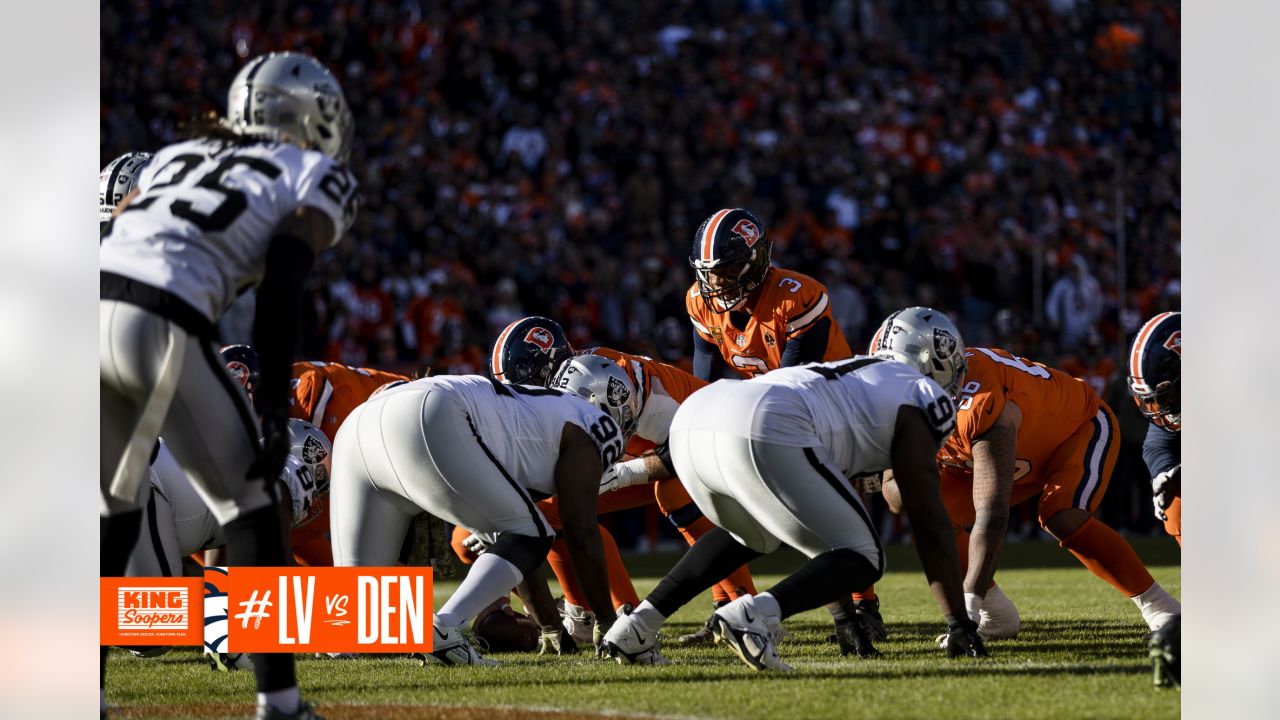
[
  {"left": 701, "top": 209, "right": 733, "bottom": 263},
  {"left": 240, "top": 55, "right": 270, "bottom": 129},
  {"left": 1129, "top": 311, "right": 1175, "bottom": 382},
  {"left": 491, "top": 319, "right": 522, "bottom": 378}
]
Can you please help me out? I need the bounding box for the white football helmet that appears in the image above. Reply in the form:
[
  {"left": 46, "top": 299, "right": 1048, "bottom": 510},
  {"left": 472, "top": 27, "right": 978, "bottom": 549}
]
[
  {"left": 99, "top": 151, "right": 153, "bottom": 224},
  {"left": 869, "top": 307, "right": 968, "bottom": 397},
  {"left": 549, "top": 355, "right": 642, "bottom": 441},
  {"left": 225, "top": 52, "right": 354, "bottom": 163},
  {"left": 286, "top": 418, "right": 332, "bottom": 493}
]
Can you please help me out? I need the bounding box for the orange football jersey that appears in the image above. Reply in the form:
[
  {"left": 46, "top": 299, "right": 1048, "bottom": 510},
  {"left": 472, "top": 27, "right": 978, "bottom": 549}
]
[
  {"left": 939, "top": 347, "right": 1102, "bottom": 486},
  {"left": 585, "top": 347, "right": 707, "bottom": 455},
  {"left": 288, "top": 361, "right": 411, "bottom": 442},
  {"left": 686, "top": 267, "right": 851, "bottom": 378}
]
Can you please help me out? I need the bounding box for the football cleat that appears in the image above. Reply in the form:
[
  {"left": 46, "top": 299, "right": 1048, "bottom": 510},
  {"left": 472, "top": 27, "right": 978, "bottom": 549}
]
[
  {"left": 558, "top": 598, "right": 596, "bottom": 646},
  {"left": 1149, "top": 614, "right": 1180, "bottom": 689},
  {"left": 422, "top": 616, "right": 499, "bottom": 667},
  {"left": 602, "top": 606, "right": 671, "bottom": 666},
  {"left": 255, "top": 700, "right": 324, "bottom": 720},
  {"left": 709, "top": 596, "right": 792, "bottom": 672}
]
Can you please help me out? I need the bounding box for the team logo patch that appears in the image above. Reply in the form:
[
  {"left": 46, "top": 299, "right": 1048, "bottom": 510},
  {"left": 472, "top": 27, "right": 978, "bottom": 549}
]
[
  {"left": 524, "top": 327, "right": 555, "bottom": 352},
  {"left": 226, "top": 361, "right": 251, "bottom": 388},
  {"left": 606, "top": 376, "right": 630, "bottom": 407},
  {"left": 932, "top": 328, "right": 958, "bottom": 358},
  {"left": 732, "top": 219, "right": 761, "bottom": 248},
  {"left": 735, "top": 334, "right": 747, "bottom": 348},
  {"left": 1163, "top": 331, "right": 1181, "bottom": 356},
  {"left": 302, "top": 435, "right": 328, "bottom": 465},
  {"left": 764, "top": 332, "right": 775, "bottom": 348}
]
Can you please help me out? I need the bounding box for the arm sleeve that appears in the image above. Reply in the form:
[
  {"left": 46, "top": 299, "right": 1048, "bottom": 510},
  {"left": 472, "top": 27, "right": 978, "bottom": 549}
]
[
  {"left": 1141, "top": 424, "right": 1180, "bottom": 477},
  {"left": 252, "top": 236, "right": 316, "bottom": 418},
  {"left": 781, "top": 316, "right": 833, "bottom": 367},
  {"left": 692, "top": 328, "right": 727, "bottom": 381}
]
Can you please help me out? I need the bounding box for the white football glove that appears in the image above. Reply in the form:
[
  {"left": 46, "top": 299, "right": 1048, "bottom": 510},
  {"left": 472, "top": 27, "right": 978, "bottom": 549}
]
[
  {"left": 938, "top": 585, "right": 1021, "bottom": 647},
  {"left": 598, "top": 458, "right": 650, "bottom": 495},
  {"left": 1152, "top": 465, "right": 1180, "bottom": 522},
  {"left": 462, "top": 532, "right": 495, "bottom": 557}
]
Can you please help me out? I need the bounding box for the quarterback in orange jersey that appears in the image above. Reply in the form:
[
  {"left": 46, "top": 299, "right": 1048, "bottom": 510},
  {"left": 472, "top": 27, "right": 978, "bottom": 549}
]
[
  {"left": 686, "top": 208, "right": 876, "bottom": 647},
  {"left": 686, "top": 208, "right": 851, "bottom": 380},
  {"left": 488, "top": 317, "right": 757, "bottom": 645},
  {"left": 872, "top": 308, "right": 1181, "bottom": 641}
]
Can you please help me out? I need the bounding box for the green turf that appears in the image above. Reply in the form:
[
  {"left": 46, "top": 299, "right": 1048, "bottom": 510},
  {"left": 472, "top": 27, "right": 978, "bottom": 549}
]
[{"left": 107, "top": 537, "right": 1181, "bottom": 719}]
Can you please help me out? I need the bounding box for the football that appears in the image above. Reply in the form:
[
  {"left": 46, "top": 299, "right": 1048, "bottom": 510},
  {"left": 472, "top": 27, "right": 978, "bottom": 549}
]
[{"left": 471, "top": 598, "right": 540, "bottom": 653}]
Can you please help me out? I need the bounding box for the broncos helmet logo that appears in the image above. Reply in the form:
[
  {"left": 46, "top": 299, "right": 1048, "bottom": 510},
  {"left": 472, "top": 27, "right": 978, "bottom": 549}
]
[
  {"left": 524, "top": 327, "right": 555, "bottom": 352},
  {"left": 732, "top": 218, "right": 761, "bottom": 248},
  {"left": 1163, "top": 331, "right": 1181, "bottom": 356}
]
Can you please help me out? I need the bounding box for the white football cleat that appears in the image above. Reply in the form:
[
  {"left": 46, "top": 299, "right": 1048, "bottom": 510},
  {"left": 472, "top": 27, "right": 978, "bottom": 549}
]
[
  {"left": 709, "top": 596, "right": 792, "bottom": 672},
  {"left": 558, "top": 598, "right": 596, "bottom": 646},
  {"left": 602, "top": 608, "right": 670, "bottom": 665},
  {"left": 423, "top": 615, "right": 500, "bottom": 667}
]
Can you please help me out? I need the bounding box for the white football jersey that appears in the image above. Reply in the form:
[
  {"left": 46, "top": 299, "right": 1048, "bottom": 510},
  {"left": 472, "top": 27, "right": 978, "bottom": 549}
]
[
  {"left": 381, "top": 375, "right": 621, "bottom": 497},
  {"left": 100, "top": 137, "right": 358, "bottom": 323},
  {"left": 672, "top": 357, "right": 955, "bottom": 479}
]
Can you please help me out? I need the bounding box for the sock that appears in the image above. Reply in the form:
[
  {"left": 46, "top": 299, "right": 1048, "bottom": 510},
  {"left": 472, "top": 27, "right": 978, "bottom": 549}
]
[
  {"left": 546, "top": 538, "right": 583, "bottom": 606},
  {"left": 850, "top": 587, "right": 878, "bottom": 603},
  {"left": 1132, "top": 583, "right": 1181, "bottom": 630},
  {"left": 828, "top": 596, "right": 855, "bottom": 624},
  {"left": 647, "top": 527, "right": 764, "bottom": 617},
  {"left": 752, "top": 592, "right": 782, "bottom": 624},
  {"left": 257, "top": 687, "right": 300, "bottom": 714},
  {"left": 437, "top": 553, "right": 524, "bottom": 628},
  {"left": 631, "top": 600, "right": 667, "bottom": 636},
  {"left": 223, "top": 503, "right": 296, "bottom": 694},
  {"left": 769, "top": 549, "right": 881, "bottom": 619},
  {"left": 547, "top": 526, "right": 639, "bottom": 608},
  {"left": 679, "top": 514, "right": 757, "bottom": 602},
  {"left": 1058, "top": 516, "right": 1155, "bottom": 596}
]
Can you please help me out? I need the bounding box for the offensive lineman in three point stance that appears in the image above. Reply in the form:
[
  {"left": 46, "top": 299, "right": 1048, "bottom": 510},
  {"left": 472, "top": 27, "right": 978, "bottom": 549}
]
[{"left": 100, "top": 51, "right": 358, "bottom": 720}]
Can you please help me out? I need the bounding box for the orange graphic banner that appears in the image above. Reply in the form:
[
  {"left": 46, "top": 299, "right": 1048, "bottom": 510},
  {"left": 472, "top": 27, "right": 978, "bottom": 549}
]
[
  {"left": 100, "top": 577, "right": 203, "bottom": 646},
  {"left": 223, "top": 567, "right": 434, "bottom": 653}
]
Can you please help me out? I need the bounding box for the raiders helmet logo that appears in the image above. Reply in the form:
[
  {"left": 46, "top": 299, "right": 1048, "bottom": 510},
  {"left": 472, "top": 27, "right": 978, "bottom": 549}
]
[
  {"left": 933, "top": 328, "right": 958, "bottom": 358},
  {"left": 226, "top": 361, "right": 251, "bottom": 388},
  {"left": 606, "top": 376, "right": 630, "bottom": 407},
  {"left": 301, "top": 435, "right": 328, "bottom": 465},
  {"left": 1163, "top": 331, "right": 1181, "bottom": 356},
  {"left": 524, "top": 327, "right": 555, "bottom": 351},
  {"left": 732, "top": 219, "right": 761, "bottom": 248}
]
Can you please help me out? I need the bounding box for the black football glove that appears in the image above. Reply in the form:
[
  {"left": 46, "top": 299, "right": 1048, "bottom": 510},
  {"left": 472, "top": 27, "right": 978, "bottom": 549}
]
[{"left": 944, "top": 616, "right": 988, "bottom": 658}]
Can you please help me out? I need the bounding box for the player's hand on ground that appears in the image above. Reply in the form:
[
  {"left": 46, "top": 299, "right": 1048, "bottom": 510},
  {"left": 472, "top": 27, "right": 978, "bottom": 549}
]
[
  {"left": 538, "top": 624, "right": 579, "bottom": 655},
  {"left": 1152, "top": 465, "right": 1180, "bottom": 521},
  {"left": 944, "top": 617, "right": 988, "bottom": 658},
  {"left": 593, "top": 617, "right": 615, "bottom": 659}
]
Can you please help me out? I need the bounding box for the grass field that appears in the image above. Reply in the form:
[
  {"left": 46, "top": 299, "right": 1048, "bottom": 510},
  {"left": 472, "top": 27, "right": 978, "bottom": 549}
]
[{"left": 107, "top": 537, "right": 1180, "bottom": 719}]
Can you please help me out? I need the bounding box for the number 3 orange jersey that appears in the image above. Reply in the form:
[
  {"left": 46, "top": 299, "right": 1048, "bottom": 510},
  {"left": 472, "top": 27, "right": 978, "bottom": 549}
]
[
  {"left": 288, "top": 361, "right": 411, "bottom": 442},
  {"left": 585, "top": 347, "right": 706, "bottom": 456},
  {"left": 939, "top": 347, "right": 1102, "bottom": 485},
  {"left": 685, "top": 267, "right": 851, "bottom": 377}
]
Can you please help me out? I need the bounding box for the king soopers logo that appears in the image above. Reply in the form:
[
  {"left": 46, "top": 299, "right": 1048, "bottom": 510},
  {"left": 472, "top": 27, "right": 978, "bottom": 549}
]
[{"left": 118, "top": 586, "right": 189, "bottom": 630}]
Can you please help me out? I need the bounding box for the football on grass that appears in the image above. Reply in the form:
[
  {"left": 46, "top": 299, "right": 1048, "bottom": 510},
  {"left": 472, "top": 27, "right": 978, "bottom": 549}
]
[{"left": 472, "top": 599, "right": 540, "bottom": 652}]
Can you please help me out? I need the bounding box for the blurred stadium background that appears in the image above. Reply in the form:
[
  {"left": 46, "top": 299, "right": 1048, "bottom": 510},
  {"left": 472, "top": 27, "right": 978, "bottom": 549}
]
[{"left": 101, "top": 0, "right": 1180, "bottom": 548}]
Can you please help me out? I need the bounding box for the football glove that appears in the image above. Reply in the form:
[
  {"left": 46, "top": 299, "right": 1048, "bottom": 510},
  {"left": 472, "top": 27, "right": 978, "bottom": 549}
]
[
  {"left": 1152, "top": 465, "right": 1181, "bottom": 522},
  {"left": 537, "top": 624, "right": 579, "bottom": 656},
  {"left": 593, "top": 615, "right": 617, "bottom": 659},
  {"left": 461, "top": 532, "right": 493, "bottom": 557},
  {"left": 943, "top": 616, "right": 988, "bottom": 658},
  {"left": 599, "top": 458, "right": 649, "bottom": 495}
]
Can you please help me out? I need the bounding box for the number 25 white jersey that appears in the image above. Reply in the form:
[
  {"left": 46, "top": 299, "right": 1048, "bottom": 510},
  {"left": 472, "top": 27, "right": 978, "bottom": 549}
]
[{"left": 100, "top": 137, "right": 358, "bottom": 323}]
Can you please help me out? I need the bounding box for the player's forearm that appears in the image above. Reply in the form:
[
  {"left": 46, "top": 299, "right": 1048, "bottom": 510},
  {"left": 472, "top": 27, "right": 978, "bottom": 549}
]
[
  {"left": 514, "top": 563, "right": 559, "bottom": 628},
  {"left": 901, "top": 485, "right": 968, "bottom": 621},
  {"left": 967, "top": 432, "right": 1016, "bottom": 595}
]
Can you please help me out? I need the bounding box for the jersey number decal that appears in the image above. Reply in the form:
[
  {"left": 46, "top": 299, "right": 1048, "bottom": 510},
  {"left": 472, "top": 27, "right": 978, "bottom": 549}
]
[
  {"left": 731, "top": 355, "right": 770, "bottom": 374},
  {"left": 974, "top": 348, "right": 1051, "bottom": 379},
  {"left": 590, "top": 415, "right": 624, "bottom": 466},
  {"left": 778, "top": 277, "right": 802, "bottom": 293},
  {"left": 127, "top": 154, "right": 283, "bottom": 232}
]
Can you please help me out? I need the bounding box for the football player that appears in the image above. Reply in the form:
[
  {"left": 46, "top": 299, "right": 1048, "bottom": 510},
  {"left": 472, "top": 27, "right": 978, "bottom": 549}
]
[
  {"left": 1127, "top": 312, "right": 1181, "bottom": 545},
  {"left": 328, "top": 370, "right": 626, "bottom": 666},
  {"left": 100, "top": 52, "right": 357, "bottom": 720},
  {"left": 99, "top": 151, "right": 153, "bottom": 238},
  {"left": 685, "top": 208, "right": 877, "bottom": 647},
  {"left": 603, "top": 354, "right": 986, "bottom": 669},
  {"left": 872, "top": 308, "right": 1181, "bottom": 643},
  {"left": 491, "top": 317, "right": 758, "bottom": 645},
  {"left": 1127, "top": 311, "right": 1181, "bottom": 689}
]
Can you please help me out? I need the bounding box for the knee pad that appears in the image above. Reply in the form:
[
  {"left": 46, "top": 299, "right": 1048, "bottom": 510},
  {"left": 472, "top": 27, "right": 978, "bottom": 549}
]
[{"left": 488, "top": 533, "right": 553, "bottom": 576}]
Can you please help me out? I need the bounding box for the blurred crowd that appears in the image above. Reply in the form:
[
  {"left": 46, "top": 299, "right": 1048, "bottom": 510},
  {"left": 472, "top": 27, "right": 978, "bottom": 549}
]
[{"left": 101, "top": 0, "right": 1180, "bottom": 539}]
